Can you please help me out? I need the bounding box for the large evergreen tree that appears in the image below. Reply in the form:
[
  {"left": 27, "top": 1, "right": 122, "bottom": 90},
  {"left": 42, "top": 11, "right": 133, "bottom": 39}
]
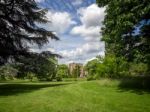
[
  {"left": 96, "top": 0, "right": 150, "bottom": 71},
  {"left": 16, "top": 51, "right": 58, "bottom": 80},
  {"left": 0, "top": 0, "right": 58, "bottom": 65}
]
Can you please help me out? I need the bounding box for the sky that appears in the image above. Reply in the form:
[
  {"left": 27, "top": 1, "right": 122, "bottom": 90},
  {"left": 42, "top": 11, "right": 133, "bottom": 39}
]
[{"left": 33, "top": 0, "right": 105, "bottom": 64}]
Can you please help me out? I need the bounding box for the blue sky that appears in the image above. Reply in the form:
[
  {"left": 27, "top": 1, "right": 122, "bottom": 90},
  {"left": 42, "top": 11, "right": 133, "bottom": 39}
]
[{"left": 34, "top": 0, "right": 105, "bottom": 64}]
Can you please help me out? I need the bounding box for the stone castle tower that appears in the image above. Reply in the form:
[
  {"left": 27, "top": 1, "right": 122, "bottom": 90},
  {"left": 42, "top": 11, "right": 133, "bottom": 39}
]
[{"left": 68, "top": 63, "right": 85, "bottom": 78}]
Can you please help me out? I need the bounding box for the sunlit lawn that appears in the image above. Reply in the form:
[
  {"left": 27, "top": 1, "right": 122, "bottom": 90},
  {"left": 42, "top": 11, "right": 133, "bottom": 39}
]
[{"left": 0, "top": 79, "right": 150, "bottom": 112}]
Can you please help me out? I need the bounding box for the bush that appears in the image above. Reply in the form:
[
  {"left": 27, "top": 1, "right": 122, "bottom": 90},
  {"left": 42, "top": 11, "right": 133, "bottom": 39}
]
[
  {"left": 129, "top": 63, "right": 148, "bottom": 76},
  {"left": 56, "top": 76, "right": 62, "bottom": 81},
  {"left": 0, "top": 65, "right": 18, "bottom": 80},
  {"left": 16, "top": 54, "right": 58, "bottom": 80},
  {"left": 87, "top": 75, "right": 95, "bottom": 81},
  {"left": 119, "top": 76, "right": 150, "bottom": 89},
  {"left": 0, "top": 74, "right": 6, "bottom": 81},
  {"left": 26, "top": 72, "right": 35, "bottom": 81},
  {"left": 46, "top": 77, "right": 53, "bottom": 81},
  {"left": 85, "top": 55, "right": 129, "bottom": 79}
]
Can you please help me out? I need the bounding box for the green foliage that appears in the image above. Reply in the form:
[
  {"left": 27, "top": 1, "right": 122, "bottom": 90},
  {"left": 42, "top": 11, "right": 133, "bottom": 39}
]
[
  {"left": 0, "top": 0, "right": 58, "bottom": 65},
  {"left": 96, "top": 0, "right": 150, "bottom": 73},
  {"left": 129, "top": 63, "right": 148, "bottom": 76},
  {"left": 85, "top": 55, "right": 149, "bottom": 80},
  {"left": 16, "top": 52, "right": 58, "bottom": 81},
  {"left": 26, "top": 72, "right": 36, "bottom": 82},
  {"left": 57, "top": 64, "right": 69, "bottom": 78},
  {"left": 103, "top": 55, "right": 129, "bottom": 78},
  {"left": 84, "top": 59, "right": 100, "bottom": 76},
  {"left": 85, "top": 55, "right": 129, "bottom": 79},
  {"left": 87, "top": 75, "right": 96, "bottom": 81},
  {"left": 56, "top": 76, "right": 62, "bottom": 82},
  {"left": 0, "top": 65, "right": 18, "bottom": 80}
]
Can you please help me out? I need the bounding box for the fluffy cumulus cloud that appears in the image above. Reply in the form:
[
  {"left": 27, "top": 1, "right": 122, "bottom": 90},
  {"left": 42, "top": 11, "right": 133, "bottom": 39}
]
[
  {"left": 71, "top": 4, "right": 105, "bottom": 39},
  {"left": 71, "top": 26, "right": 100, "bottom": 38},
  {"left": 32, "top": 2, "right": 105, "bottom": 64},
  {"left": 63, "top": 4, "right": 106, "bottom": 63},
  {"left": 59, "top": 42, "right": 104, "bottom": 58},
  {"left": 59, "top": 42, "right": 105, "bottom": 64},
  {"left": 31, "top": 11, "right": 76, "bottom": 54},
  {"left": 78, "top": 4, "right": 105, "bottom": 27},
  {"left": 45, "top": 11, "right": 76, "bottom": 34}
]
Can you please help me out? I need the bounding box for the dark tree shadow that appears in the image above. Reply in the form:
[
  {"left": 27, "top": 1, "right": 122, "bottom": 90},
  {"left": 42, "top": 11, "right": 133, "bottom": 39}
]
[
  {"left": 117, "top": 76, "right": 150, "bottom": 95},
  {"left": 0, "top": 83, "right": 72, "bottom": 96}
]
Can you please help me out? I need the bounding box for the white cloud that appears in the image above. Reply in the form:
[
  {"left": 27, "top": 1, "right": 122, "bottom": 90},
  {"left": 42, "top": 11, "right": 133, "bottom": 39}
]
[
  {"left": 46, "top": 11, "right": 76, "bottom": 34},
  {"left": 70, "top": 4, "right": 105, "bottom": 41},
  {"left": 31, "top": 3, "right": 106, "bottom": 64},
  {"left": 78, "top": 4, "right": 105, "bottom": 27},
  {"left": 71, "top": 25, "right": 100, "bottom": 37},
  {"left": 65, "top": 4, "right": 106, "bottom": 64},
  {"left": 59, "top": 42, "right": 104, "bottom": 58}
]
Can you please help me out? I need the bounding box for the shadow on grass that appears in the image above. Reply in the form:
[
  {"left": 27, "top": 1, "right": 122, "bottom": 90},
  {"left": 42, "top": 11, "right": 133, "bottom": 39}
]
[
  {"left": 0, "top": 83, "right": 72, "bottom": 96},
  {"left": 117, "top": 76, "right": 150, "bottom": 95}
]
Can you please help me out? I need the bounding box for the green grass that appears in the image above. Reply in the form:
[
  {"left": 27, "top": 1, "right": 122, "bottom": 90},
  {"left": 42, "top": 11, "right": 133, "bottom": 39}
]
[{"left": 0, "top": 79, "right": 150, "bottom": 112}]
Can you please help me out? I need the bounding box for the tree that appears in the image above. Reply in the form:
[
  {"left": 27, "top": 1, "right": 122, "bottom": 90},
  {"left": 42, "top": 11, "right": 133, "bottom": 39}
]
[
  {"left": 85, "top": 55, "right": 129, "bottom": 79},
  {"left": 0, "top": 64, "right": 18, "bottom": 80},
  {"left": 16, "top": 51, "right": 59, "bottom": 81},
  {"left": 96, "top": 0, "right": 150, "bottom": 73},
  {"left": 57, "top": 64, "right": 69, "bottom": 78},
  {"left": 85, "top": 59, "right": 100, "bottom": 76},
  {"left": 0, "top": 0, "right": 58, "bottom": 65}
]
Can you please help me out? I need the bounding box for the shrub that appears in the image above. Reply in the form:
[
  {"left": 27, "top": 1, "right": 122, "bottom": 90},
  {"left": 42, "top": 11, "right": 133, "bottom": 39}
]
[
  {"left": 87, "top": 75, "right": 95, "bottom": 81},
  {"left": 0, "top": 65, "right": 18, "bottom": 80},
  {"left": 0, "top": 74, "right": 6, "bottom": 81},
  {"left": 26, "top": 72, "right": 35, "bottom": 81},
  {"left": 16, "top": 54, "right": 58, "bottom": 80},
  {"left": 46, "top": 77, "right": 53, "bottom": 81},
  {"left": 129, "top": 63, "right": 148, "bottom": 76},
  {"left": 85, "top": 55, "right": 129, "bottom": 79},
  {"left": 56, "top": 76, "right": 62, "bottom": 81}
]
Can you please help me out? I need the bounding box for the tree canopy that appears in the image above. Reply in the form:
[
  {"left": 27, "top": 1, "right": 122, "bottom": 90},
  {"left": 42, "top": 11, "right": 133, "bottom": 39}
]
[
  {"left": 96, "top": 0, "right": 150, "bottom": 72},
  {"left": 0, "top": 0, "right": 58, "bottom": 65},
  {"left": 57, "top": 64, "right": 69, "bottom": 78},
  {"left": 16, "top": 51, "right": 58, "bottom": 80}
]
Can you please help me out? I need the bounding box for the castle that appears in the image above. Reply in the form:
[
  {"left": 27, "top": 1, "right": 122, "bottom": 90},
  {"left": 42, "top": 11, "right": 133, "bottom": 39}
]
[{"left": 68, "top": 63, "right": 86, "bottom": 78}]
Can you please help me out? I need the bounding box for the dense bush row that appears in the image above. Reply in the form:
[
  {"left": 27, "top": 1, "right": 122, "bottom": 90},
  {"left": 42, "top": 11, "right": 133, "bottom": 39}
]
[
  {"left": 85, "top": 55, "right": 149, "bottom": 80},
  {"left": 0, "top": 61, "right": 77, "bottom": 82}
]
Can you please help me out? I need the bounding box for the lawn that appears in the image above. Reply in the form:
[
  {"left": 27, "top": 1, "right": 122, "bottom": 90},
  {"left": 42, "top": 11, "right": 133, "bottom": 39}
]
[{"left": 0, "top": 79, "right": 150, "bottom": 112}]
